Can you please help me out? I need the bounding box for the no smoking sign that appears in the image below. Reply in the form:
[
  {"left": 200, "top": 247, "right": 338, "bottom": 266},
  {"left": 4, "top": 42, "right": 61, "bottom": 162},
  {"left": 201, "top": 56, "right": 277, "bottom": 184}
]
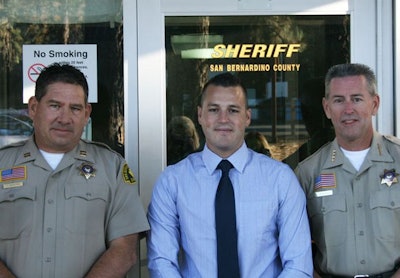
[
  {"left": 23, "top": 44, "right": 97, "bottom": 103},
  {"left": 28, "top": 63, "right": 46, "bottom": 82}
]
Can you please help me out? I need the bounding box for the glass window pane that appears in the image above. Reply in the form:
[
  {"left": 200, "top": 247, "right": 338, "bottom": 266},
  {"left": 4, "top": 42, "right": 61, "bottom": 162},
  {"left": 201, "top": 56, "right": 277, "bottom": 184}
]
[
  {"left": 0, "top": 1, "right": 124, "bottom": 154},
  {"left": 165, "top": 15, "right": 349, "bottom": 168}
]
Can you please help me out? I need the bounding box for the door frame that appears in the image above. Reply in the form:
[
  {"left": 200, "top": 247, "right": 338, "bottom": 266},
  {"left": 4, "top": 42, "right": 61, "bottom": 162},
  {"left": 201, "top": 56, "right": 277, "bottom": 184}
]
[
  {"left": 129, "top": 0, "right": 393, "bottom": 209},
  {"left": 123, "top": 0, "right": 394, "bottom": 276}
]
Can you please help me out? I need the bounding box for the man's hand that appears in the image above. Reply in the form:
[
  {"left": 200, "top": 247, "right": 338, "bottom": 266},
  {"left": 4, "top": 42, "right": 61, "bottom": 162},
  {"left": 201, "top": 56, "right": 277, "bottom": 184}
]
[
  {"left": 0, "top": 260, "right": 16, "bottom": 278},
  {"left": 391, "top": 269, "right": 400, "bottom": 278},
  {"left": 313, "top": 270, "right": 321, "bottom": 278},
  {"left": 85, "top": 233, "right": 139, "bottom": 278}
]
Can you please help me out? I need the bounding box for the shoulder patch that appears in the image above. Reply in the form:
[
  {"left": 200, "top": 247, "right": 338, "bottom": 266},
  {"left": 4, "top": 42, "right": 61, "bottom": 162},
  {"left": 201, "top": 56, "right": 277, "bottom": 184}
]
[
  {"left": 383, "top": 135, "right": 400, "bottom": 146},
  {"left": 122, "top": 163, "right": 136, "bottom": 184}
]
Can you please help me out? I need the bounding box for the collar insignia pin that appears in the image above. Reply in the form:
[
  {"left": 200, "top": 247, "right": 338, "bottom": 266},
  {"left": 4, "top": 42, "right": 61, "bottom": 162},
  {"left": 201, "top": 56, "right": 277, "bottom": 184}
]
[
  {"left": 78, "top": 163, "right": 96, "bottom": 180},
  {"left": 331, "top": 149, "right": 336, "bottom": 162},
  {"left": 380, "top": 169, "right": 399, "bottom": 187}
]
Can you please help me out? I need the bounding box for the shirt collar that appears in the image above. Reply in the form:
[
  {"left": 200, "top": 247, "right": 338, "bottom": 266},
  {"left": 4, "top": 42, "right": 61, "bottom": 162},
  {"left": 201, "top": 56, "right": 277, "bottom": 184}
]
[
  {"left": 15, "top": 137, "right": 95, "bottom": 167},
  {"left": 322, "top": 131, "right": 393, "bottom": 169},
  {"left": 202, "top": 142, "right": 248, "bottom": 175}
]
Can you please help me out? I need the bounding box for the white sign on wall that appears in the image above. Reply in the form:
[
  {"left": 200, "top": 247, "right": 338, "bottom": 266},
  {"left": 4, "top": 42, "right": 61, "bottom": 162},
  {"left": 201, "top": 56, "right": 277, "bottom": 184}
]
[{"left": 22, "top": 44, "right": 98, "bottom": 103}]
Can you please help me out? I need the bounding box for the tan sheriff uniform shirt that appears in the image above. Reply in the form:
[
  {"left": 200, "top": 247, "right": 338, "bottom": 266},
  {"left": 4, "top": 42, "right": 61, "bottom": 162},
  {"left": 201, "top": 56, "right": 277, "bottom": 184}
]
[
  {"left": 0, "top": 137, "right": 149, "bottom": 278},
  {"left": 295, "top": 131, "right": 400, "bottom": 276}
]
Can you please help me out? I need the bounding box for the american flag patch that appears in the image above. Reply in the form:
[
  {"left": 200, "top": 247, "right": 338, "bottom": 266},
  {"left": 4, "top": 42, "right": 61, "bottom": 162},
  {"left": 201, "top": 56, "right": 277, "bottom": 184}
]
[
  {"left": 314, "top": 173, "right": 336, "bottom": 191},
  {"left": 1, "top": 166, "right": 26, "bottom": 182}
]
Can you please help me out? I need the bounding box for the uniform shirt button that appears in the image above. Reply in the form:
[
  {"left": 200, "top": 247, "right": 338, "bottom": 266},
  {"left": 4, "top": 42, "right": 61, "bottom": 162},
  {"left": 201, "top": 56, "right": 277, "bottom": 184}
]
[
  {"left": 321, "top": 207, "right": 326, "bottom": 213},
  {"left": 391, "top": 201, "right": 395, "bottom": 207},
  {"left": 360, "top": 260, "right": 366, "bottom": 264},
  {"left": 45, "top": 257, "right": 52, "bottom": 262},
  {"left": 357, "top": 203, "right": 363, "bottom": 208},
  {"left": 47, "top": 199, "right": 54, "bottom": 204},
  {"left": 47, "top": 227, "right": 53, "bottom": 233},
  {"left": 358, "top": 231, "right": 364, "bottom": 236}
]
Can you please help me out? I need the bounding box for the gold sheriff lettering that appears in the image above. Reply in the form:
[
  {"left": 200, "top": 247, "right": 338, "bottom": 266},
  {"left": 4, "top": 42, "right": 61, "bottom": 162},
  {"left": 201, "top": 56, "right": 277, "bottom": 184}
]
[{"left": 211, "top": 44, "right": 301, "bottom": 59}]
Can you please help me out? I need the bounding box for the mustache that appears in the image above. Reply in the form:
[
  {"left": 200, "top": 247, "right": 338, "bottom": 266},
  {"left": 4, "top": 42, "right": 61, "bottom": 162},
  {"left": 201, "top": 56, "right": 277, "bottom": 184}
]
[{"left": 51, "top": 124, "right": 73, "bottom": 131}]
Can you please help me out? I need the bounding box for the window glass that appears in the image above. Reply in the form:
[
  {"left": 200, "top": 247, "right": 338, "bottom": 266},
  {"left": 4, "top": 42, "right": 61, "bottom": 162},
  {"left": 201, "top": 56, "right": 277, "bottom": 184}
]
[
  {"left": 165, "top": 15, "right": 349, "bottom": 168},
  {"left": 0, "top": 0, "right": 124, "bottom": 154}
]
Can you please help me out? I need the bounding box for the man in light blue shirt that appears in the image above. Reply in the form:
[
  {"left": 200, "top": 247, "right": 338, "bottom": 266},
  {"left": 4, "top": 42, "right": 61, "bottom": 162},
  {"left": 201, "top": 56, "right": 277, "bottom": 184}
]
[{"left": 147, "top": 72, "right": 313, "bottom": 277}]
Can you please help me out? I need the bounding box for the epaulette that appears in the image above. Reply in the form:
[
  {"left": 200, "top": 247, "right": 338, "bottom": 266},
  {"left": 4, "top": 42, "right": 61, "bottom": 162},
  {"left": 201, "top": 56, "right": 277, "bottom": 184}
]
[
  {"left": 84, "top": 140, "right": 112, "bottom": 150},
  {"left": 0, "top": 140, "right": 28, "bottom": 151},
  {"left": 80, "top": 139, "right": 121, "bottom": 156},
  {"left": 297, "top": 140, "right": 332, "bottom": 165},
  {"left": 383, "top": 135, "right": 400, "bottom": 146}
]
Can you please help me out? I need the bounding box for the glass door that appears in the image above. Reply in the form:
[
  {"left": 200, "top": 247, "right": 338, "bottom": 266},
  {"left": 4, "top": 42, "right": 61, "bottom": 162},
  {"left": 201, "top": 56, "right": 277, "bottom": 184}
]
[{"left": 134, "top": 0, "right": 392, "bottom": 276}]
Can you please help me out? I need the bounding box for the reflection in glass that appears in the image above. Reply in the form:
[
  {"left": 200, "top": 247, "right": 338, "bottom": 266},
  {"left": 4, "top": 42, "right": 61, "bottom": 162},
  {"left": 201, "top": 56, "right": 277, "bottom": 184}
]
[
  {"left": 0, "top": 109, "right": 33, "bottom": 146},
  {"left": 0, "top": 0, "right": 124, "bottom": 153},
  {"left": 167, "top": 115, "right": 200, "bottom": 165},
  {"left": 165, "top": 15, "right": 349, "bottom": 167}
]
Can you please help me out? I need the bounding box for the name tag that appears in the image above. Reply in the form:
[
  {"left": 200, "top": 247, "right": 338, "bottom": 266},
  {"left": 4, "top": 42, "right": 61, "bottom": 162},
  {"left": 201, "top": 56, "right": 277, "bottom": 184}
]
[
  {"left": 315, "top": 190, "right": 333, "bottom": 197},
  {"left": 3, "top": 182, "right": 24, "bottom": 189}
]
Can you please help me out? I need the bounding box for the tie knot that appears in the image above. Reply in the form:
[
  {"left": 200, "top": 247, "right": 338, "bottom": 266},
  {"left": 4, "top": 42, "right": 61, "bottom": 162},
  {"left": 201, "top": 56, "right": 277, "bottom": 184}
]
[{"left": 218, "top": 160, "right": 233, "bottom": 174}]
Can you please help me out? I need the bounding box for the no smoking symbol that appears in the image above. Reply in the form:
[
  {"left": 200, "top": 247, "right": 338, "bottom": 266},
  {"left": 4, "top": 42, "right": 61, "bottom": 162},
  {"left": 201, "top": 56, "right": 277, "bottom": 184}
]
[{"left": 28, "top": 63, "right": 46, "bottom": 82}]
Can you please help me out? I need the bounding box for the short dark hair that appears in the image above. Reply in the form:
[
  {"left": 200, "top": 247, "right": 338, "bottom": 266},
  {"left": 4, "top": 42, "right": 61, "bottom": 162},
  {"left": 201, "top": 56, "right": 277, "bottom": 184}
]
[
  {"left": 325, "top": 63, "right": 377, "bottom": 98},
  {"left": 35, "top": 63, "right": 89, "bottom": 103},
  {"left": 199, "top": 72, "right": 248, "bottom": 107}
]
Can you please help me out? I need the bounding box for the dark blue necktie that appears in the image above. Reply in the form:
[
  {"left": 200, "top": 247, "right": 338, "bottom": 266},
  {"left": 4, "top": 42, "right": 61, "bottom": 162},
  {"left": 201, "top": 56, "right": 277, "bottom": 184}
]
[{"left": 215, "top": 159, "right": 240, "bottom": 278}]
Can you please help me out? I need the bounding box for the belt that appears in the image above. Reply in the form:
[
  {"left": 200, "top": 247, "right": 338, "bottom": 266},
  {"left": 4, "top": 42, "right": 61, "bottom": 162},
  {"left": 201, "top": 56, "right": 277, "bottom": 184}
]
[{"left": 329, "top": 270, "right": 395, "bottom": 278}]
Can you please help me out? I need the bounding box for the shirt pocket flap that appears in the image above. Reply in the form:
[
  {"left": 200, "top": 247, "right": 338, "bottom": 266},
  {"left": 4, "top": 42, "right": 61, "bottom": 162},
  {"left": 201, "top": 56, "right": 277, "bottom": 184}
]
[
  {"left": 370, "top": 189, "right": 400, "bottom": 209},
  {"left": 308, "top": 193, "right": 346, "bottom": 217},
  {"left": 0, "top": 186, "right": 36, "bottom": 202},
  {"left": 65, "top": 185, "right": 108, "bottom": 201}
]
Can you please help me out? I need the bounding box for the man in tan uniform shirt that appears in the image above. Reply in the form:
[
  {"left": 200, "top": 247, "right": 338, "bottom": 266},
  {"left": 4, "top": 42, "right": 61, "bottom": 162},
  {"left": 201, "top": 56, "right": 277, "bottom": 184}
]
[
  {"left": 0, "top": 63, "right": 149, "bottom": 277},
  {"left": 296, "top": 63, "right": 400, "bottom": 278}
]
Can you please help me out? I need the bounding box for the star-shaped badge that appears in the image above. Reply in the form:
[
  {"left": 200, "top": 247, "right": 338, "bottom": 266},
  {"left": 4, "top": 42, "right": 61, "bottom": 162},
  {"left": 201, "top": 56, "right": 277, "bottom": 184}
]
[
  {"left": 380, "top": 169, "right": 399, "bottom": 187},
  {"left": 78, "top": 163, "right": 96, "bottom": 180}
]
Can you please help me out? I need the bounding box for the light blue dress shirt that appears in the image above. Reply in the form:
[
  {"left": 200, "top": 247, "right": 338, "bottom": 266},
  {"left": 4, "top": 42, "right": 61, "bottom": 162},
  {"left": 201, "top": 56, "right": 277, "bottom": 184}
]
[{"left": 147, "top": 143, "right": 313, "bottom": 277}]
